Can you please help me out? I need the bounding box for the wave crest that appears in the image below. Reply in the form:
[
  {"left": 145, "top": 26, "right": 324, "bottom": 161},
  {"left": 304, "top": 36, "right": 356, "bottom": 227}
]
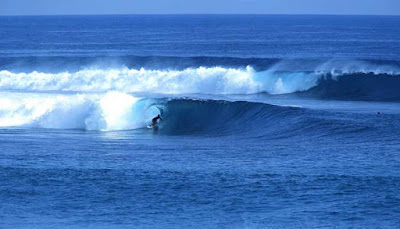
[{"left": 0, "top": 66, "right": 320, "bottom": 95}]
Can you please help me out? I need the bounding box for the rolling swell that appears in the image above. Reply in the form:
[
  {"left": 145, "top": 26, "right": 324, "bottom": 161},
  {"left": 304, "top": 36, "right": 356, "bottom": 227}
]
[{"left": 297, "top": 72, "right": 400, "bottom": 101}]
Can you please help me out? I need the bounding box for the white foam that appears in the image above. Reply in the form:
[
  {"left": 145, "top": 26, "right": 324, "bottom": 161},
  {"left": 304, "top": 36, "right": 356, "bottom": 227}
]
[
  {"left": 0, "top": 66, "right": 319, "bottom": 95},
  {"left": 0, "top": 92, "right": 160, "bottom": 131}
]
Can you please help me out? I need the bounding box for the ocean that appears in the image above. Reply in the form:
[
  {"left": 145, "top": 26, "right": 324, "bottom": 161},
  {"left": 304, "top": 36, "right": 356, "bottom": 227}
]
[{"left": 1, "top": 15, "right": 400, "bottom": 228}]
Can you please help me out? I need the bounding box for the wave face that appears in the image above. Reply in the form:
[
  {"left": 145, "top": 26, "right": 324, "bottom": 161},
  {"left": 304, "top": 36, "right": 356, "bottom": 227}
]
[
  {"left": 158, "top": 99, "right": 391, "bottom": 137},
  {"left": 159, "top": 99, "right": 303, "bottom": 136}
]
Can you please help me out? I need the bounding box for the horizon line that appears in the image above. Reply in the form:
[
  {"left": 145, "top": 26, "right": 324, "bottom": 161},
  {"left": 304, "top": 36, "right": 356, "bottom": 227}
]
[{"left": 1, "top": 13, "right": 399, "bottom": 17}]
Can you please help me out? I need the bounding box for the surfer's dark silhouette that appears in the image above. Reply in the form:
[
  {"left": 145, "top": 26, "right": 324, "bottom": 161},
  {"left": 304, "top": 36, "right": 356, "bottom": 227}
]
[{"left": 152, "top": 114, "right": 162, "bottom": 126}]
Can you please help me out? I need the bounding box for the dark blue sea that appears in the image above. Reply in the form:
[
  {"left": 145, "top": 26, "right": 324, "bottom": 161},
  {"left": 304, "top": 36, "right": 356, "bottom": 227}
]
[{"left": 1, "top": 15, "right": 400, "bottom": 228}]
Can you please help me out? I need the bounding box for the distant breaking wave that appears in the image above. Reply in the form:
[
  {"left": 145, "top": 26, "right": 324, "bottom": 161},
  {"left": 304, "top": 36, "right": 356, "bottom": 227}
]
[
  {"left": 1, "top": 65, "right": 400, "bottom": 100},
  {"left": 0, "top": 67, "right": 267, "bottom": 94},
  {"left": 0, "top": 66, "right": 320, "bottom": 94}
]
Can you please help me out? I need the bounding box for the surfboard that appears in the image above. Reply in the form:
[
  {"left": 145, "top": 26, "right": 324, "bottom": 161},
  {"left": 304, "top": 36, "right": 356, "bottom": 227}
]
[{"left": 147, "top": 124, "right": 159, "bottom": 129}]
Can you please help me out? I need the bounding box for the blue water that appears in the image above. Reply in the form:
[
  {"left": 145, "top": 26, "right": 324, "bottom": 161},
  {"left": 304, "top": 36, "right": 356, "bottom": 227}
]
[{"left": 1, "top": 15, "right": 400, "bottom": 228}]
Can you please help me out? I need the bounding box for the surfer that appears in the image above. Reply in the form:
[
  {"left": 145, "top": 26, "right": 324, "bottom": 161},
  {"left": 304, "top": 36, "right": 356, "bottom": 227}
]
[{"left": 152, "top": 114, "right": 162, "bottom": 126}]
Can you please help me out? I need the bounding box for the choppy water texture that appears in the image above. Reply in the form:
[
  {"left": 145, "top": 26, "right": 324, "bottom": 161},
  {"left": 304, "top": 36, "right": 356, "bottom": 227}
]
[{"left": 1, "top": 15, "right": 400, "bottom": 228}]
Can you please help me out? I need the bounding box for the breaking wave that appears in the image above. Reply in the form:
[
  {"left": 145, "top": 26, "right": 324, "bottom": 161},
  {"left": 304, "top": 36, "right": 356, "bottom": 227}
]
[
  {"left": 0, "top": 91, "right": 161, "bottom": 131},
  {"left": 1, "top": 65, "right": 400, "bottom": 100},
  {"left": 0, "top": 93, "right": 387, "bottom": 139}
]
